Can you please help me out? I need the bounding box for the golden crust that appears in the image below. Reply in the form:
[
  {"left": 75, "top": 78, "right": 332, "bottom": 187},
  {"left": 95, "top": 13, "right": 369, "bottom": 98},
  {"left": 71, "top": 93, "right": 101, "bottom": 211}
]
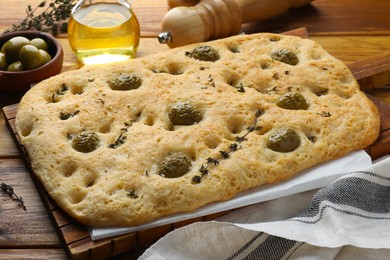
[{"left": 15, "top": 33, "right": 380, "bottom": 226}]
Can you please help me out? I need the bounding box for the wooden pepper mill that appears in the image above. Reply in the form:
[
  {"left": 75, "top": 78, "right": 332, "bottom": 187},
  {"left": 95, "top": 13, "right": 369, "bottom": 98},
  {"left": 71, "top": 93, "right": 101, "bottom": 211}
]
[{"left": 158, "top": 0, "right": 315, "bottom": 48}]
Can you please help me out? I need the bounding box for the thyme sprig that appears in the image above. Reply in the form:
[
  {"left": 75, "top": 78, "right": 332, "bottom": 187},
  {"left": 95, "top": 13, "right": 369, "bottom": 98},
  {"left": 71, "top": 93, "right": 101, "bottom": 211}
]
[
  {"left": 60, "top": 110, "right": 79, "bottom": 120},
  {"left": 192, "top": 109, "right": 264, "bottom": 184},
  {"left": 3, "top": 0, "right": 76, "bottom": 35},
  {"left": 319, "top": 111, "right": 331, "bottom": 117},
  {"left": 208, "top": 74, "right": 216, "bottom": 88},
  {"left": 108, "top": 120, "right": 136, "bottom": 149},
  {"left": 108, "top": 132, "right": 127, "bottom": 149},
  {"left": 127, "top": 189, "right": 138, "bottom": 199},
  {"left": 51, "top": 83, "right": 69, "bottom": 103},
  {"left": 234, "top": 82, "right": 246, "bottom": 93},
  {"left": 1, "top": 182, "right": 27, "bottom": 211}
]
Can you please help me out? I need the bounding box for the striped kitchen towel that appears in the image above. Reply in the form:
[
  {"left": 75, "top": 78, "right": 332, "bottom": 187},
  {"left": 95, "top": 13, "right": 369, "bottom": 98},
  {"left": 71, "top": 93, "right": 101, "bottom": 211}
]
[{"left": 139, "top": 156, "right": 390, "bottom": 260}]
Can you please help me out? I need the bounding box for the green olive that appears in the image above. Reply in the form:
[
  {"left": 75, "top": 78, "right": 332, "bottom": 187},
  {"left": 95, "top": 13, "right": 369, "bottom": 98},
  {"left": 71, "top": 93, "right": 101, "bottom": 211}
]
[
  {"left": 186, "top": 45, "right": 220, "bottom": 62},
  {"left": 271, "top": 49, "right": 299, "bottom": 65},
  {"left": 3, "top": 36, "right": 30, "bottom": 63},
  {"left": 7, "top": 61, "right": 24, "bottom": 71},
  {"left": 39, "top": 49, "right": 52, "bottom": 65},
  {"left": 157, "top": 152, "right": 192, "bottom": 178},
  {"left": 267, "top": 128, "right": 301, "bottom": 153},
  {"left": 1, "top": 43, "right": 5, "bottom": 53},
  {"left": 169, "top": 102, "right": 202, "bottom": 125},
  {"left": 276, "top": 92, "right": 309, "bottom": 110},
  {"left": 72, "top": 130, "right": 100, "bottom": 153},
  {"left": 30, "top": 38, "right": 48, "bottom": 51},
  {"left": 108, "top": 74, "right": 142, "bottom": 90},
  {"left": 19, "top": 45, "right": 43, "bottom": 70},
  {"left": 0, "top": 52, "right": 8, "bottom": 70}
]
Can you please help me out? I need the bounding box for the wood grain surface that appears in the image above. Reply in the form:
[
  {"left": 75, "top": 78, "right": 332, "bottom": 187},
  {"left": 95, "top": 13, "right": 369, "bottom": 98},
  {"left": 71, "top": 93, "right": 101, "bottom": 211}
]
[{"left": 1, "top": 0, "right": 390, "bottom": 259}]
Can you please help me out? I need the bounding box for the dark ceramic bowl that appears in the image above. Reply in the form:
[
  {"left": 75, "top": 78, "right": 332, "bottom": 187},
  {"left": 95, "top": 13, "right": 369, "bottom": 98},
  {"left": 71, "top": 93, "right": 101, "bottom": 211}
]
[{"left": 0, "top": 31, "right": 64, "bottom": 94}]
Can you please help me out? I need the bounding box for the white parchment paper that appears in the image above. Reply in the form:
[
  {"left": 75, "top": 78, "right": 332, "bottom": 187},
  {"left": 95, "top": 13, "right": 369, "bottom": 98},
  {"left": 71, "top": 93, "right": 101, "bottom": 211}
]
[{"left": 90, "top": 150, "right": 371, "bottom": 240}]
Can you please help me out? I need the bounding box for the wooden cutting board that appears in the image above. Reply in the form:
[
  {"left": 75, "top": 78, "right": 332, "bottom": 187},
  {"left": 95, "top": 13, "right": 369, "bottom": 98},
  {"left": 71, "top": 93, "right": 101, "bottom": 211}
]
[{"left": 2, "top": 28, "right": 390, "bottom": 260}]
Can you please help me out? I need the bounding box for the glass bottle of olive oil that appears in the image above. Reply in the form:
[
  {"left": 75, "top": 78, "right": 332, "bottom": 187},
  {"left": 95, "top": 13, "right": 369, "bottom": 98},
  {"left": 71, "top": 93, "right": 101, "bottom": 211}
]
[{"left": 68, "top": 0, "right": 140, "bottom": 65}]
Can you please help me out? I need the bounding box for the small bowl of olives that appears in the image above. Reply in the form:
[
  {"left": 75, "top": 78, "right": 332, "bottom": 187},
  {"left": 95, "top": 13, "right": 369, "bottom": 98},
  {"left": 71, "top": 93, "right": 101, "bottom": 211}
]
[{"left": 0, "top": 31, "right": 64, "bottom": 94}]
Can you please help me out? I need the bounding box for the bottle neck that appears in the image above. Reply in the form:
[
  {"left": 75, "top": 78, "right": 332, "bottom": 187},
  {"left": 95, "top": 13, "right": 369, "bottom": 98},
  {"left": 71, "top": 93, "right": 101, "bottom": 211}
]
[{"left": 72, "top": 0, "right": 133, "bottom": 14}]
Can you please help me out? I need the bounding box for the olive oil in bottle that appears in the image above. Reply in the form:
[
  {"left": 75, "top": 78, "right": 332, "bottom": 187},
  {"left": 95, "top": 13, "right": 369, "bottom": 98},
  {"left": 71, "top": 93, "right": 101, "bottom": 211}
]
[{"left": 68, "top": 0, "right": 140, "bottom": 65}]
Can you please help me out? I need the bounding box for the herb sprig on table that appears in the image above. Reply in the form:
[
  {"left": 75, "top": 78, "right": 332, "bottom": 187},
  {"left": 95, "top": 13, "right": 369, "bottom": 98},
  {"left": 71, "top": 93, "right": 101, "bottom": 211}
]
[
  {"left": 1, "top": 182, "right": 27, "bottom": 211},
  {"left": 3, "top": 0, "right": 76, "bottom": 35}
]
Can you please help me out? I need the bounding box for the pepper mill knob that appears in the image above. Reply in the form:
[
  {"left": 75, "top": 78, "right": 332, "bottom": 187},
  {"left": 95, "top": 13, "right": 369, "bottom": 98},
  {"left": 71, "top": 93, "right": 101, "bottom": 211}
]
[
  {"left": 158, "top": 31, "right": 172, "bottom": 44},
  {"left": 160, "top": 0, "right": 315, "bottom": 48}
]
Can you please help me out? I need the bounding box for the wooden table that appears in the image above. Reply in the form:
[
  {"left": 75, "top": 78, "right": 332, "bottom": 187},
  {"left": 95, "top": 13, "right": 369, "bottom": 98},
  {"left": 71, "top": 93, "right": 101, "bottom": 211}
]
[{"left": 1, "top": 0, "right": 390, "bottom": 259}]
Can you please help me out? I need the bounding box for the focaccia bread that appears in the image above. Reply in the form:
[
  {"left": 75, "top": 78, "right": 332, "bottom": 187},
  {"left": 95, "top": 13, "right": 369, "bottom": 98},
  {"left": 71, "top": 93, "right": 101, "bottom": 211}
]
[{"left": 15, "top": 33, "right": 380, "bottom": 227}]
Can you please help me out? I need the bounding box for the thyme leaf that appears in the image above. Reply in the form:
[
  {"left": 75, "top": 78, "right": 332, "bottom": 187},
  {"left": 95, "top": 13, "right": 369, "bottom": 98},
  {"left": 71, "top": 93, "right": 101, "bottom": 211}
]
[
  {"left": 255, "top": 109, "right": 265, "bottom": 118},
  {"left": 319, "top": 111, "right": 331, "bottom": 117},
  {"left": 235, "top": 136, "right": 247, "bottom": 142},
  {"left": 127, "top": 189, "right": 138, "bottom": 199},
  {"left": 60, "top": 110, "right": 79, "bottom": 120},
  {"left": 219, "top": 150, "right": 230, "bottom": 159},
  {"left": 207, "top": 157, "right": 219, "bottom": 165},
  {"left": 229, "top": 143, "right": 239, "bottom": 151},
  {"left": 207, "top": 74, "right": 216, "bottom": 87},
  {"left": 191, "top": 175, "right": 202, "bottom": 184},
  {"left": 235, "top": 83, "right": 246, "bottom": 93},
  {"left": 199, "top": 165, "right": 209, "bottom": 176}
]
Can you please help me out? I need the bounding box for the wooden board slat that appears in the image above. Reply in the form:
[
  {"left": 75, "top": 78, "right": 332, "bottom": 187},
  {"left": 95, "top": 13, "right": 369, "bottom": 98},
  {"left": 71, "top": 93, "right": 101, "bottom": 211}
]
[
  {"left": 349, "top": 52, "right": 390, "bottom": 92},
  {"left": 51, "top": 209, "right": 75, "bottom": 228},
  {"left": 0, "top": 249, "right": 67, "bottom": 259}
]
